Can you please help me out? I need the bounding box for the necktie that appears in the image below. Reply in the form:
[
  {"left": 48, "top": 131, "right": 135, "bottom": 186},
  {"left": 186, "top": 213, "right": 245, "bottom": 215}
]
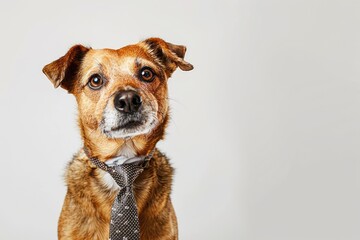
[{"left": 88, "top": 155, "right": 146, "bottom": 240}]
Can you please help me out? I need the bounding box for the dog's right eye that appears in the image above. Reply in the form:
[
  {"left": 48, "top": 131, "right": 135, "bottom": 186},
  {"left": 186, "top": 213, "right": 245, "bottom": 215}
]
[
  {"left": 88, "top": 74, "right": 104, "bottom": 90},
  {"left": 139, "top": 67, "right": 155, "bottom": 82}
]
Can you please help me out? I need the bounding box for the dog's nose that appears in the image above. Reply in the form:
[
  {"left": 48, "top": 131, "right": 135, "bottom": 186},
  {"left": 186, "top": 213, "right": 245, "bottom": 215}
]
[{"left": 114, "top": 90, "right": 142, "bottom": 113}]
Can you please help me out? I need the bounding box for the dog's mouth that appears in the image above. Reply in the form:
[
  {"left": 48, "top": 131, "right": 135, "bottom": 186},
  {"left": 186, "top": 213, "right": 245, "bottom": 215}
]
[
  {"left": 100, "top": 108, "right": 157, "bottom": 139},
  {"left": 110, "top": 113, "right": 146, "bottom": 132},
  {"left": 111, "top": 120, "right": 142, "bottom": 131}
]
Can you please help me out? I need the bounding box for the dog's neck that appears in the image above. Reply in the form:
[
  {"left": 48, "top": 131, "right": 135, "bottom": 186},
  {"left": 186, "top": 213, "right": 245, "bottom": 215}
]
[
  {"left": 84, "top": 137, "right": 146, "bottom": 161},
  {"left": 116, "top": 139, "right": 137, "bottom": 158}
]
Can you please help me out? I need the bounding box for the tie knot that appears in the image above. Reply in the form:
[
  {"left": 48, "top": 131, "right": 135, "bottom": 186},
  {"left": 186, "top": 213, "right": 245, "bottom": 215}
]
[{"left": 109, "top": 163, "right": 143, "bottom": 187}]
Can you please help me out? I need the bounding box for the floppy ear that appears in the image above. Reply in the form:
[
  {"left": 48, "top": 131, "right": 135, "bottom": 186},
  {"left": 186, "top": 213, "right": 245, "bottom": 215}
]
[
  {"left": 165, "top": 41, "right": 194, "bottom": 71},
  {"left": 42, "top": 45, "right": 90, "bottom": 92},
  {"left": 141, "top": 38, "right": 194, "bottom": 77}
]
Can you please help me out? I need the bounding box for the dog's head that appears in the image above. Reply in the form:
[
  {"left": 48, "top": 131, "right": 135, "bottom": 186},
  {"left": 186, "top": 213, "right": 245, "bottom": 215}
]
[{"left": 43, "top": 38, "right": 193, "bottom": 157}]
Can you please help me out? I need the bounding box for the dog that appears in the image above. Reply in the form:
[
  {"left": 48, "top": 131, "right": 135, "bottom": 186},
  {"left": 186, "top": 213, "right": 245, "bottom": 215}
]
[{"left": 42, "top": 38, "right": 193, "bottom": 240}]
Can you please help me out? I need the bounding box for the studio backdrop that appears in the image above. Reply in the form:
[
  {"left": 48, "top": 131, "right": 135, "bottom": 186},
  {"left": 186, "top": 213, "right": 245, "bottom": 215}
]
[{"left": 0, "top": 0, "right": 359, "bottom": 239}]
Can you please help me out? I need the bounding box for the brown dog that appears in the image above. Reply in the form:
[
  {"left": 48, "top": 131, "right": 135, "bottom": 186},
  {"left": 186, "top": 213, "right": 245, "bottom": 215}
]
[{"left": 42, "top": 38, "right": 193, "bottom": 240}]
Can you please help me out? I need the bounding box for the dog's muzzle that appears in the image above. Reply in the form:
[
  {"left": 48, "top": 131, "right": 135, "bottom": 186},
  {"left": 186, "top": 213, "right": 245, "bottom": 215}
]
[
  {"left": 111, "top": 90, "right": 144, "bottom": 130},
  {"left": 100, "top": 89, "right": 157, "bottom": 138}
]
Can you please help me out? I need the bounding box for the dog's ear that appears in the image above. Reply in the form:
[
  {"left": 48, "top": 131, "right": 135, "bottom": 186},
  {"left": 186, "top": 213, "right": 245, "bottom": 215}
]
[
  {"left": 142, "top": 38, "right": 193, "bottom": 77},
  {"left": 42, "top": 45, "right": 90, "bottom": 92}
]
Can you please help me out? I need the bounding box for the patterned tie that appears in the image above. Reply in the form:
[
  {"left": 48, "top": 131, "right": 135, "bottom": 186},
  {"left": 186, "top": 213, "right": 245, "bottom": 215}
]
[{"left": 87, "top": 153, "right": 150, "bottom": 240}]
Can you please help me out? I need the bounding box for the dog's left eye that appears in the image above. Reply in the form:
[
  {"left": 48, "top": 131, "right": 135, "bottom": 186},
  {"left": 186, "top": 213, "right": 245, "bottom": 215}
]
[
  {"left": 88, "top": 74, "right": 104, "bottom": 90},
  {"left": 139, "top": 67, "right": 155, "bottom": 82}
]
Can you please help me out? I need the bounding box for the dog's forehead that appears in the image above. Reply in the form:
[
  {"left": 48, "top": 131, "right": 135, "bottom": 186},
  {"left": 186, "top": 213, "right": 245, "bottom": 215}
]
[
  {"left": 84, "top": 45, "right": 149, "bottom": 65},
  {"left": 81, "top": 45, "right": 153, "bottom": 76}
]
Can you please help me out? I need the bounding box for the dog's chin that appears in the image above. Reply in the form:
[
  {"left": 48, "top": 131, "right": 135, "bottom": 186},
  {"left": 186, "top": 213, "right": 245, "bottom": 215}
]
[{"left": 102, "top": 118, "right": 158, "bottom": 139}]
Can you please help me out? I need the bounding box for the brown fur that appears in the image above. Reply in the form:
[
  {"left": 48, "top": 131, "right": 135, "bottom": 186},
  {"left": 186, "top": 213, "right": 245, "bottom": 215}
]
[{"left": 43, "top": 38, "right": 193, "bottom": 240}]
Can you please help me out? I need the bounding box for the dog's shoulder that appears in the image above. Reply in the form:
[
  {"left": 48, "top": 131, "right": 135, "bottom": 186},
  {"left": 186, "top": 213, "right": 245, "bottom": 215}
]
[
  {"left": 64, "top": 149, "right": 109, "bottom": 194},
  {"left": 65, "top": 150, "right": 94, "bottom": 179},
  {"left": 135, "top": 149, "right": 174, "bottom": 196},
  {"left": 152, "top": 148, "right": 174, "bottom": 179}
]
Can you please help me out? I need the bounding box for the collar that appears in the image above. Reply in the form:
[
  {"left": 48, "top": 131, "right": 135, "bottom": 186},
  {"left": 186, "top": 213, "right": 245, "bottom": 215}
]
[
  {"left": 106, "top": 155, "right": 145, "bottom": 166},
  {"left": 83, "top": 147, "right": 155, "bottom": 170}
]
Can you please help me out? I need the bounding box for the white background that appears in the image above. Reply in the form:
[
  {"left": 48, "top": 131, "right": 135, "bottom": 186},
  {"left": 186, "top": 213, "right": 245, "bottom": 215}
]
[{"left": 0, "top": 0, "right": 359, "bottom": 239}]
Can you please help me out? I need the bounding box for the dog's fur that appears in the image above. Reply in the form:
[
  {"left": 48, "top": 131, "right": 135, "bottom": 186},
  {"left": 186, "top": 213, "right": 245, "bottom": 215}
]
[{"left": 42, "top": 38, "right": 193, "bottom": 240}]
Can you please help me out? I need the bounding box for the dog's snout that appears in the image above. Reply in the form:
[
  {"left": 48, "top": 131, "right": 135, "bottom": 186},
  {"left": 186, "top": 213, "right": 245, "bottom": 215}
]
[{"left": 114, "top": 90, "right": 142, "bottom": 113}]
